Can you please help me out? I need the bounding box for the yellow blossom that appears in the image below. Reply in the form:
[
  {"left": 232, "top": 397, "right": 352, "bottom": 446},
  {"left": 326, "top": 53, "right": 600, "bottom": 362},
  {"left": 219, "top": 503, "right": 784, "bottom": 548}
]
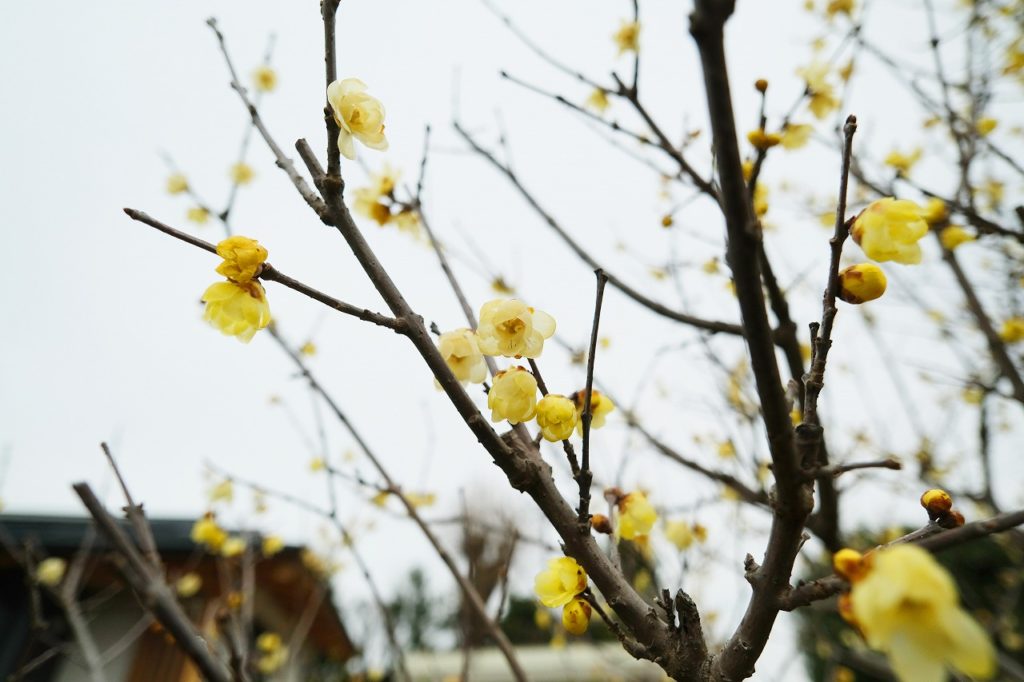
[
  {"left": 747, "top": 129, "right": 782, "bottom": 150},
  {"left": 393, "top": 209, "right": 421, "bottom": 237},
  {"left": 252, "top": 65, "right": 278, "bottom": 93},
  {"left": 999, "top": 317, "right": 1024, "bottom": 343},
  {"left": 838, "top": 263, "right": 887, "bottom": 304},
  {"left": 585, "top": 88, "right": 610, "bottom": 114},
  {"left": 309, "top": 457, "right": 326, "bottom": 472},
  {"left": 187, "top": 206, "right": 210, "bottom": 225},
  {"left": 534, "top": 556, "right": 587, "bottom": 608},
  {"left": 798, "top": 62, "right": 839, "bottom": 119},
  {"left": 535, "top": 607, "right": 552, "bottom": 630},
  {"left": 976, "top": 117, "right": 997, "bottom": 136},
  {"left": 353, "top": 188, "right": 392, "bottom": 226},
  {"left": 613, "top": 21, "right": 640, "bottom": 55},
  {"left": 202, "top": 280, "right": 272, "bottom": 343},
  {"left": 215, "top": 236, "right": 268, "bottom": 283},
  {"left": 962, "top": 386, "right": 985, "bottom": 405},
  {"left": 780, "top": 123, "right": 813, "bottom": 150},
  {"left": 406, "top": 492, "right": 437, "bottom": 508},
  {"left": 618, "top": 491, "right": 657, "bottom": 540},
  {"left": 838, "top": 60, "right": 855, "bottom": 82},
  {"left": 665, "top": 520, "right": 696, "bottom": 551},
  {"left": 262, "top": 535, "right": 284, "bottom": 556},
  {"left": 884, "top": 148, "right": 922, "bottom": 175},
  {"left": 301, "top": 549, "right": 332, "bottom": 577},
  {"left": 437, "top": 328, "right": 487, "bottom": 385},
  {"left": 572, "top": 389, "right": 615, "bottom": 435},
  {"left": 753, "top": 184, "right": 769, "bottom": 217},
  {"left": 491, "top": 276, "right": 515, "bottom": 295},
  {"left": 36, "top": 557, "right": 67, "bottom": 587},
  {"left": 826, "top": 0, "right": 855, "bottom": 17},
  {"left": 221, "top": 536, "right": 246, "bottom": 558},
  {"left": 661, "top": 214, "right": 674, "bottom": 228},
  {"left": 191, "top": 514, "right": 228, "bottom": 552},
  {"left": 741, "top": 160, "right": 754, "bottom": 181},
  {"left": 487, "top": 366, "right": 538, "bottom": 424},
  {"left": 921, "top": 198, "right": 949, "bottom": 226},
  {"left": 847, "top": 544, "right": 995, "bottom": 682},
  {"left": 536, "top": 394, "right": 579, "bottom": 442},
  {"left": 326, "top": 78, "right": 388, "bottom": 160},
  {"left": 299, "top": 341, "right": 317, "bottom": 357},
  {"left": 229, "top": 162, "right": 255, "bottom": 185},
  {"left": 717, "top": 440, "right": 736, "bottom": 458},
  {"left": 256, "top": 633, "right": 288, "bottom": 674},
  {"left": 692, "top": 523, "right": 708, "bottom": 543},
  {"left": 562, "top": 598, "right": 592, "bottom": 635},
  {"left": 939, "top": 226, "right": 975, "bottom": 251},
  {"left": 476, "top": 299, "right": 556, "bottom": 359},
  {"left": 166, "top": 173, "right": 188, "bottom": 195},
  {"left": 176, "top": 572, "right": 202, "bottom": 598},
  {"left": 702, "top": 257, "right": 720, "bottom": 274},
  {"left": 920, "top": 488, "right": 953, "bottom": 516},
  {"left": 208, "top": 479, "right": 234, "bottom": 503},
  {"left": 851, "top": 198, "right": 928, "bottom": 264},
  {"left": 980, "top": 179, "right": 1004, "bottom": 209}
]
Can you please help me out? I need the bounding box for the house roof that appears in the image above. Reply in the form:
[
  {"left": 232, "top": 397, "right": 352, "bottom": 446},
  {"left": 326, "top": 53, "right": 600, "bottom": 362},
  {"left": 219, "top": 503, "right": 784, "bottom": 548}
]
[{"left": 0, "top": 514, "right": 354, "bottom": 661}]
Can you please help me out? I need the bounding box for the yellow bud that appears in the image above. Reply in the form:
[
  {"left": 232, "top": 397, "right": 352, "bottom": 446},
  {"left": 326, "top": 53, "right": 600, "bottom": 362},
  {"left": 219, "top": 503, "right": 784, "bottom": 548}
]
[
  {"left": 976, "top": 117, "right": 997, "bottom": 136},
  {"left": 832, "top": 548, "right": 866, "bottom": 582},
  {"left": 838, "top": 263, "right": 887, "bottom": 304},
  {"left": 754, "top": 78, "right": 769, "bottom": 92},
  {"left": 561, "top": 598, "right": 592, "bottom": 635},
  {"left": 591, "top": 513, "right": 613, "bottom": 535},
  {"left": 747, "top": 128, "right": 782, "bottom": 151},
  {"left": 175, "top": 572, "right": 202, "bottom": 598},
  {"left": 939, "top": 226, "right": 975, "bottom": 251},
  {"left": 661, "top": 214, "right": 674, "bottom": 228},
  {"left": 999, "top": 317, "right": 1024, "bottom": 344},
  {"left": 36, "top": 557, "right": 67, "bottom": 587},
  {"left": 166, "top": 173, "right": 188, "bottom": 195},
  {"left": 920, "top": 488, "right": 953, "bottom": 515}
]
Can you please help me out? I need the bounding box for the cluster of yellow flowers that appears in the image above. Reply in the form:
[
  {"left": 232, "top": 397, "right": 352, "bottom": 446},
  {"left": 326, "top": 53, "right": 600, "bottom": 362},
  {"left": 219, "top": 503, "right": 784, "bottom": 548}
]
[
  {"left": 256, "top": 632, "right": 289, "bottom": 674},
  {"left": 614, "top": 490, "right": 657, "bottom": 541},
  {"left": 534, "top": 557, "right": 592, "bottom": 635},
  {"left": 797, "top": 62, "right": 839, "bottom": 119},
  {"left": 327, "top": 78, "right": 388, "bottom": 160},
  {"left": 832, "top": 544, "right": 994, "bottom": 682},
  {"left": 201, "top": 236, "right": 272, "bottom": 343}
]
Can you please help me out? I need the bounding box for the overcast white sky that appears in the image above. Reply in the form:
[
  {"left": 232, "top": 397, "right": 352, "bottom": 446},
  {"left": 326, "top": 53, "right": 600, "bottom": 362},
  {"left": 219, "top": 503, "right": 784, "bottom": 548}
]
[{"left": 2, "top": 0, "right": 1021, "bottom": 678}]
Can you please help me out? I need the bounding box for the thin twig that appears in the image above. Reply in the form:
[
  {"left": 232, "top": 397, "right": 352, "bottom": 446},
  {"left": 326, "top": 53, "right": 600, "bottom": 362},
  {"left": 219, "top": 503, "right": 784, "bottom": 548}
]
[{"left": 577, "top": 270, "right": 608, "bottom": 525}]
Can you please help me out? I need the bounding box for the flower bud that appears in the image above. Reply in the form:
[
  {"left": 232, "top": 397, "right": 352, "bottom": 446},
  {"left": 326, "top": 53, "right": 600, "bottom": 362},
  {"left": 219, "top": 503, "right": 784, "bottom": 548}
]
[
  {"left": 591, "top": 514, "right": 613, "bottom": 535},
  {"left": 755, "top": 78, "right": 769, "bottom": 92},
  {"left": 838, "top": 263, "right": 887, "bottom": 304},
  {"left": 832, "top": 548, "right": 866, "bottom": 582},
  {"left": 920, "top": 488, "right": 953, "bottom": 517},
  {"left": 938, "top": 509, "right": 965, "bottom": 529}
]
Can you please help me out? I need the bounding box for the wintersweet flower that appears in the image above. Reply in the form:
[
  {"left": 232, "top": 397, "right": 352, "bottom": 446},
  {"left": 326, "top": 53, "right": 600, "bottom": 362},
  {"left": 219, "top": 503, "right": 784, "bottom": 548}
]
[
  {"left": 780, "top": 123, "right": 813, "bottom": 150},
  {"left": 836, "top": 545, "right": 996, "bottom": 682},
  {"left": 36, "top": 557, "right": 67, "bottom": 587},
  {"left": 572, "top": 389, "right": 616, "bottom": 435},
  {"left": 476, "top": 299, "right": 556, "bottom": 359},
  {"left": 747, "top": 128, "right": 781, "bottom": 150},
  {"left": 851, "top": 198, "right": 929, "bottom": 264},
  {"left": 208, "top": 478, "right": 234, "bottom": 503},
  {"left": 613, "top": 21, "right": 640, "bottom": 55},
  {"left": 262, "top": 535, "right": 285, "bottom": 556},
  {"left": 920, "top": 489, "right": 953, "bottom": 516},
  {"left": 221, "top": 537, "right": 246, "bottom": 558},
  {"left": 585, "top": 88, "right": 610, "bottom": 114},
  {"left": 939, "top": 226, "right": 975, "bottom": 251},
  {"left": 976, "top": 117, "right": 997, "bottom": 136},
  {"left": 838, "top": 263, "right": 887, "bottom": 304},
  {"left": 665, "top": 520, "right": 701, "bottom": 551},
  {"left": 166, "top": 173, "right": 188, "bottom": 195},
  {"left": 617, "top": 491, "right": 657, "bottom": 540},
  {"left": 191, "top": 514, "right": 228, "bottom": 552},
  {"left": 256, "top": 633, "right": 289, "bottom": 674},
  {"left": 229, "top": 162, "right": 255, "bottom": 185},
  {"left": 753, "top": 184, "right": 769, "bottom": 218},
  {"left": 353, "top": 188, "right": 392, "bottom": 226},
  {"left": 326, "top": 78, "right": 388, "bottom": 160},
  {"left": 798, "top": 62, "right": 839, "bottom": 119},
  {"left": 487, "top": 366, "right": 538, "bottom": 424},
  {"left": 215, "top": 236, "right": 268, "bottom": 283},
  {"left": 176, "top": 572, "right": 202, "bottom": 598},
  {"left": 535, "top": 394, "right": 579, "bottom": 442},
  {"left": 534, "top": 556, "right": 587, "bottom": 608},
  {"left": 187, "top": 207, "right": 210, "bottom": 225},
  {"left": 921, "top": 198, "right": 949, "bottom": 226},
  {"left": 202, "top": 280, "right": 272, "bottom": 343},
  {"left": 884, "top": 148, "right": 922, "bottom": 175},
  {"left": 562, "top": 598, "right": 592, "bottom": 635},
  {"left": 1000, "top": 317, "right": 1024, "bottom": 343},
  {"left": 826, "top": 0, "right": 855, "bottom": 17},
  {"left": 252, "top": 65, "right": 278, "bottom": 93},
  {"left": 437, "top": 329, "right": 487, "bottom": 385}
]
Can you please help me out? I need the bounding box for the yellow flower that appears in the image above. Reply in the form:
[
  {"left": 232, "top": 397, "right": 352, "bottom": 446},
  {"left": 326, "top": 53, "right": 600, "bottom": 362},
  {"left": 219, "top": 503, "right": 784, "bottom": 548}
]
[
  {"left": 780, "top": 123, "right": 813, "bottom": 150},
  {"left": 221, "top": 536, "right": 246, "bottom": 558},
  {"left": 921, "top": 198, "right": 949, "bottom": 226},
  {"left": 406, "top": 492, "right": 437, "bottom": 508},
  {"left": 262, "top": 535, "right": 284, "bottom": 556},
  {"left": 309, "top": 457, "right": 326, "bottom": 472},
  {"left": 747, "top": 129, "right": 782, "bottom": 150},
  {"left": 826, "top": 0, "right": 855, "bottom": 17},
  {"left": 572, "top": 389, "right": 615, "bottom": 435},
  {"left": 476, "top": 299, "right": 556, "bottom": 358},
  {"left": 665, "top": 520, "right": 695, "bottom": 550},
  {"left": 851, "top": 198, "right": 929, "bottom": 264},
  {"left": 176, "top": 572, "right": 202, "bottom": 598},
  {"left": 491, "top": 276, "right": 515, "bottom": 295},
  {"left": 884, "top": 148, "right": 922, "bottom": 175},
  {"left": 252, "top": 66, "right": 278, "bottom": 93},
  {"left": 36, "top": 557, "right": 67, "bottom": 587},
  {"left": 353, "top": 188, "right": 392, "bottom": 226},
  {"left": 534, "top": 556, "right": 587, "bottom": 608},
  {"left": 838, "top": 263, "right": 887, "bottom": 304},
  {"left": 166, "top": 173, "right": 188, "bottom": 195},
  {"left": 920, "top": 488, "right": 953, "bottom": 516},
  {"left": 741, "top": 160, "right": 754, "bottom": 181},
  {"left": 562, "top": 598, "right": 592, "bottom": 635},
  {"left": 999, "top": 317, "right": 1024, "bottom": 343},
  {"left": 256, "top": 634, "right": 288, "bottom": 674},
  {"left": 717, "top": 440, "right": 736, "bottom": 458},
  {"left": 939, "top": 226, "right": 975, "bottom": 251},
  {"left": 300, "top": 341, "right": 317, "bottom": 357},
  {"left": 437, "top": 329, "right": 487, "bottom": 385},
  {"left": 798, "top": 62, "right": 839, "bottom": 119},
  {"left": 535, "top": 394, "right": 579, "bottom": 442},
  {"left": 326, "top": 78, "right": 388, "bottom": 160},
  {"left": 753, "top": 184, "right": 769, "bottom": 217},
  {"left": 976, "top": 117, "right": 997, "bottom": 136},
  {"left": 208, "top": 478, "right": 234, "bottom": 503},
  {"left": 187, "top": 206, "right": 210, "bottom": 225},
  {"left": 202, "top": 280, "right": 272, "bottom": 343},
  {"left": 229, "top": 162, "right": 255, "bottom": 185},
  {"left": 487, "top": 366, "right": 538, "bottom": 424},
  {"left": 962, "top": 386, "right": 985, "bottom": 405},
  {"left": 191, "top": 514, "right": 228, "bottom": 552},
  {"left": 618, "top": 491, "right": 657, "bottom": 540},
  {"left": 585, "top": 88, "right": 610, "bottom": 114},
  {"left": 613, "top": 21, "right": 640, "bottom": 55},
  {"left": 847, "top": 545, "right": 995, "bottom": 682},
  {"left": 215, "top": 236, "right": 268, "bottom": 283}
]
